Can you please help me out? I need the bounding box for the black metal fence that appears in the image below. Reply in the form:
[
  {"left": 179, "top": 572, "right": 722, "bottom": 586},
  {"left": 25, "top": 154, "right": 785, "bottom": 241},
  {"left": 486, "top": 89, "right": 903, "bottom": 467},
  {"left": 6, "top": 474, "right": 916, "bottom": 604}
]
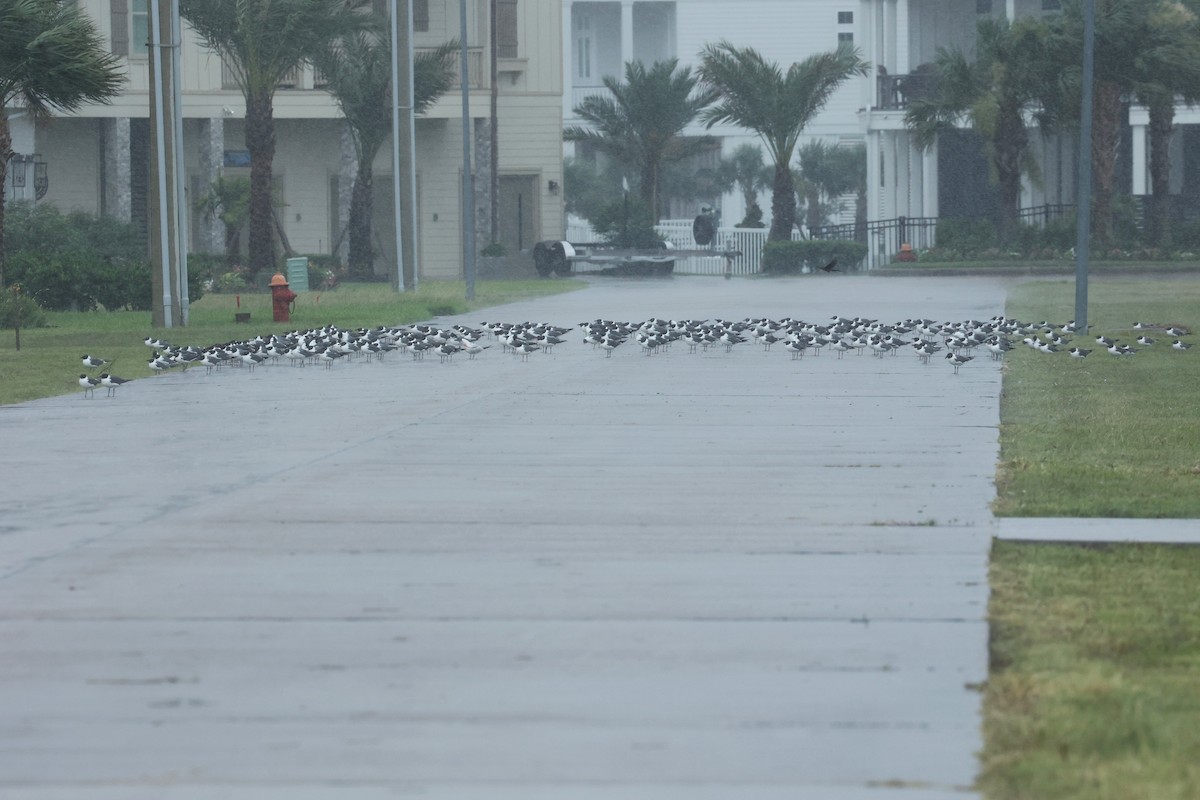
[
  {"left": 810, "top": 204, "right": 1077, "bottom": 269},
  {"left": 810, "top": 216, "right": 938, "bottom": 270},
  {"left": 1017, "top": 203, "right": 1075, "bottom": 226}
]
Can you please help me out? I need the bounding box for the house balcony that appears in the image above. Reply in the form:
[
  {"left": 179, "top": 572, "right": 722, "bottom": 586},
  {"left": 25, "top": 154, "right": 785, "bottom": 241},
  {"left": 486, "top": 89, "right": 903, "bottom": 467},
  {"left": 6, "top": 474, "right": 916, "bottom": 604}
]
[
  {"left": 875, "top": 71, "right": 938, "bottom": 111},
  {"left": 569, "top": 84, "right": 614, "bottom": 113}
]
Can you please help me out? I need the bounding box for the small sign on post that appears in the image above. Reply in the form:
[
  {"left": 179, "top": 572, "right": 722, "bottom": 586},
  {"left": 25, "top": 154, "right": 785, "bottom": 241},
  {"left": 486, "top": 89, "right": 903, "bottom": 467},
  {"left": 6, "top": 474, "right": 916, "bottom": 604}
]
[{"left": 285, "top": 257, "right": 310, "bottom": 292}]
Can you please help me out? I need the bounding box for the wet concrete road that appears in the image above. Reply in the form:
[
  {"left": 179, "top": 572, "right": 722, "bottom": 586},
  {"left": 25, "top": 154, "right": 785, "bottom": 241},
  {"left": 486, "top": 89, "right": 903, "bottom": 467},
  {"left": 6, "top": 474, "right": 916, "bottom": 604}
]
[{"left": 0, "top": 275, "right": 1011, "bottom": 799}]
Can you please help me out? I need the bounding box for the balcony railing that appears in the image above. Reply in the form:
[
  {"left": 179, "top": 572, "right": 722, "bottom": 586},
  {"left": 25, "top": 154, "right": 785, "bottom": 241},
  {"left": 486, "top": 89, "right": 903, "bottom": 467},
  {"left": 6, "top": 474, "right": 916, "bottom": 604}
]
[
  {"left": 570, "top": 84, "right": 614, "bottom": 113},
  {"left": 219, "top": 52, "right": 485, "bottom": 93},
  {"left": 876, "top": 72, "right": 938, "bottom": 111}
]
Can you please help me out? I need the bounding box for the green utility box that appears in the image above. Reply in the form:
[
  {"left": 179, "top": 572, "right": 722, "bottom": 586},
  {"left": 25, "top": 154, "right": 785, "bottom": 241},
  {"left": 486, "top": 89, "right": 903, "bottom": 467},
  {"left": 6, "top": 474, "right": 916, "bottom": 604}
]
[{"left": 285, "top": 257, "right": 310, "bottom": 292}]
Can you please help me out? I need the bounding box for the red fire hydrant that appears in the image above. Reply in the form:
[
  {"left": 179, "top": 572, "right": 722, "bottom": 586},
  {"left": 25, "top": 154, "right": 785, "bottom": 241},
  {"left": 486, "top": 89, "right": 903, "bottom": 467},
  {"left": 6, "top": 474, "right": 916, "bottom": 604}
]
[{"left": 269, "top": 273, "right": 297, "bottom": 322}]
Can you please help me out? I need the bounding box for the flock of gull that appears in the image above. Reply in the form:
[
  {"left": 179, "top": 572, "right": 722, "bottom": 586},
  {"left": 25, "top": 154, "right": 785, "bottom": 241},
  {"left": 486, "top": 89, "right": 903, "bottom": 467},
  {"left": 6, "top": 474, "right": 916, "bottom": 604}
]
[{"left": 75, "top": 315, "right": 1191, "bottom": 396}]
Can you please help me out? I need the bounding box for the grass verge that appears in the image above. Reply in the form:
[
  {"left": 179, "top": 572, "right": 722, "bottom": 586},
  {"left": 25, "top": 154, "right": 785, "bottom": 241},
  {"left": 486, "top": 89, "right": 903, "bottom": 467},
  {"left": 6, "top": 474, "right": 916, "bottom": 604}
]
[
  {"left": 994, "top": 278, "right": 1200, "bottom": 517},
  {"left": 980, "top": 541, "right": 1200, "bottom": 800},
  {"left": 0, "top": 279, "right": 583, "bottom": 405}
]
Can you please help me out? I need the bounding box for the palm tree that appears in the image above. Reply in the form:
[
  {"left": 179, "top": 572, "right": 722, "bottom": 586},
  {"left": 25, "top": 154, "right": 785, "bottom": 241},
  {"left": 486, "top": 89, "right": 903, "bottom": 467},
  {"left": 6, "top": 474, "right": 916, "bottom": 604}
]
[
  {"left": 0, "top": 0, "right": 124, "bottom": 286},
  {"left": 316, "top": 31, "right": 456, "bottom": 277},
  {"left": 905, "top": 16, "right": 1059, "bottom": 246},
  {"left": 714, "top": 143, "right": 771, "bottom": 228},
  {"left": 796, "top": 140, "right": 865, "bottom": 233},
  {"left": 1050, "top": 0, "right": 1200, "bottom": 246},
  {"left": 194, "top": 176, "right": 251, "bottom": 265},
  {"left": 564, "top": 59, "right": 717, "bottom": 221},
  {"left": 1130, "top": 1, "right": 1200, "bottom": 249},
  {"left": 180, "top": 0, "right": 371, "bottom": 274},
  {"left": 698, "top": 41, "right": 868, "bottom": 242}
]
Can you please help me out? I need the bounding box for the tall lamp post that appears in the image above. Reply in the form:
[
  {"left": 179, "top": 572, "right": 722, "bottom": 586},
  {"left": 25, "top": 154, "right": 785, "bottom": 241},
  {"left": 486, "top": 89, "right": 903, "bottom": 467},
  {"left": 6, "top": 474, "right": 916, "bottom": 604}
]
[
  {"left": 1074, "top": 0, "right": 1095, "bottom": 332},
  {"left": 391, "top": 0, "right": 419, "bottom": 292},
  {"left": 148, "top": 0, "right": 185, "bottom": 328},
  {"left": 460, "top": 0, "right": 476, "bottom": 300}
]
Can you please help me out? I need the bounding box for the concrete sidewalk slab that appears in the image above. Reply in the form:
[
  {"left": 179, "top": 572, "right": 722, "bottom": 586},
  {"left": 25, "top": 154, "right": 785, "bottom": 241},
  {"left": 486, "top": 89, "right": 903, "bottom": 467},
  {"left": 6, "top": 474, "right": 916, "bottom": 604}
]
[
  {"left": 996, "top": 517, "right": 1200, "bottom": 544},
  {"left": 0, "top": 275, "right": 1012, "bottom": 798}
]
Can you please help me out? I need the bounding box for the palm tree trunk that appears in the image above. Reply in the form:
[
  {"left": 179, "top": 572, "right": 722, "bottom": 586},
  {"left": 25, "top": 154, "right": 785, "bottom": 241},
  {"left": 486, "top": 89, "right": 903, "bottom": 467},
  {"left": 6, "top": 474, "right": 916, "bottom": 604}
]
[
  {"left": 348, "top": 160, "right": 374, "bottom": 277},
  {"left": 245, "top": 89, "right": 277, "bottom": 272},
  {"left": 769, "top": 160, "right": 797, "bottom": 242},
  {"left": 1090, "top": 80, "right": 1123, "bottom": 248},
  {"left": 994, "top": 107, "right": 1027, "bottom": 246},
  {"left": 641, "top": 162, "right": 658, "bottom": 223},
  {"left": 804, "top": 185, "right": 822, "bottom": 233},
  {"left": 0, "top": 110, "right": 12, "bottom": 288},
  {"left": 1147, "top": 97, "right": 1174, "bottom": 250}
]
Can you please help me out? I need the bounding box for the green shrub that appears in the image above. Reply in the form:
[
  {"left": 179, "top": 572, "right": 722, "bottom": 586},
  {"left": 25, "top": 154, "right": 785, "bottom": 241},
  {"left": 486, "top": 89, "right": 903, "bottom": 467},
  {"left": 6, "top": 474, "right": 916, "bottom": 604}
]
[
  {"left": 5, "top": 202, "right": 144, "bottom": 260},
  {"left": 187, "top": 253, "right": 224, "bottom": 289},
  {"left": 0, "top": 287, "right": 48, "bottom": 329},
  {"left": 89, "top": 257, "right": 153, "bottom": 311},
  {"left": 212, "top": 271, "right": 250, "bottom": 293},
  {"left": 761, "top": 239, "right": 867, "bottom": 273},
  {"left": 936, "top": 217, "right": 997, "bottom": 254},
  {"left": 301, "top": 254, "right": 343, "bottom": 289},
  {"left": 4, "top": 251, "right": 95, "bottom": 311},
  {"left": 3, "top": 201, "right": 160, "bottom": 309},
  {"left": 589, "top": 196, "right": 664, "bottom": 249}
]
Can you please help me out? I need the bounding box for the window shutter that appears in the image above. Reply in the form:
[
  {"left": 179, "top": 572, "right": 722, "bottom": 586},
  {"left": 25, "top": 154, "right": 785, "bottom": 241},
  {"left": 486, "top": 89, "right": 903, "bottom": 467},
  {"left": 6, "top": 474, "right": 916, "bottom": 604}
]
[
  {"left": 111, "top": 0, "right": 129, "bottom": 56},
  {"left": 414, "top": 0, "right": 429, "bottom": 32},
  {"left": 497, "top": 0, "right": 517, "bottom": 58}
]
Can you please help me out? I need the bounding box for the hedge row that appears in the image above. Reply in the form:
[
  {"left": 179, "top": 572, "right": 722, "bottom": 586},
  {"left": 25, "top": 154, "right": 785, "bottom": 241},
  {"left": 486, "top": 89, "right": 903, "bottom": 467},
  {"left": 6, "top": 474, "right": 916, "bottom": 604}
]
[{"left": 761, "top": 239, "right": 868, "bottom": 274}]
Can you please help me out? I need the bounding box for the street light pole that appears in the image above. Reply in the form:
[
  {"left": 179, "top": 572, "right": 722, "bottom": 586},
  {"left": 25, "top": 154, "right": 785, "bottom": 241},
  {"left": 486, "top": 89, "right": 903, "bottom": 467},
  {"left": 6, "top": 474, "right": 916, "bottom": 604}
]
[
  {"left": 460, "top": 0, "right": 476, "bottom": 300},
  {"left": 1074, "top": 0, "right": 1095, "bottom": 332}
]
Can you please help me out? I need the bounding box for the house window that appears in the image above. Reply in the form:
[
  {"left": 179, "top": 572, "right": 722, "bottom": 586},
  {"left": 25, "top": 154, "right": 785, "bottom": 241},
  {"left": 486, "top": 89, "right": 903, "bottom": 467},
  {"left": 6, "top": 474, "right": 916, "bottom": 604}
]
[
  {"left": 131, "top": 0, "right": 149, "bottom": 54},
  {"left": 414, "top": 0, "right": 429, "bottom": 32},
  {"left": 838, "top": 32, "right": 854, "bottom": 45},
  {"left": 837, "top": 11, "right": 853, "bottom": 24},
  {"left": 497, "top": 0, "right": 518, "bottom": 58},
  {"left": 976, "top": 0, "right": 992, "bottom": 12}
]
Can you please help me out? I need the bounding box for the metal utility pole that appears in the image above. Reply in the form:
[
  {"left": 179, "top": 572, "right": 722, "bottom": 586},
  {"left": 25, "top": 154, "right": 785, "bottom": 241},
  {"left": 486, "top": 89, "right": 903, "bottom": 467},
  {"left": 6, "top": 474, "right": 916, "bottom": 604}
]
[
  {"left": 1074, "top": 0, "right": 1095, "bottom": 332},
  {"left": 148, "top": 0, "right": 182, "bottom": 328},
  {"left": 460, "top": 0, "right": 476, "bottom": 300},
  {"left": 489, "top": 0, "right": 499, "bottom": 248},
  {"left": 391, "top": 0, "right": 419, "bottom": 292}
]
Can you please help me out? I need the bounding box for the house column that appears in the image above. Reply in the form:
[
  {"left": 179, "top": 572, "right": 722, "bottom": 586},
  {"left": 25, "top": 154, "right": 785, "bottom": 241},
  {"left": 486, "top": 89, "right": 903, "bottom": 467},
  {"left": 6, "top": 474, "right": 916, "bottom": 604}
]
[
  {"left": 196, "top": 117, "right": 225, "bottom": 252},
  {"left": 862, "top": 0, "right": 880, "bottom": 108},
  {"left": 922, "top": 138, "right": 938, "bottom": 220},
  {"left": 563, "top": 2, "right": 574, "bottom": 122},
  {"left": 102, "top": 117, "right": 132, "bottom": 223},
  {"left": 909, "top": 133, "right": 923, "bottom": 217},
  {"left": 621, "top": 0, "right": 634, "bottom": 65},
  {"left": 867, "top": 128, "right": 882, "bottom": 222},
  {"left": 896, "top": 0, "right": 910, "bottom": 73},
  {"left": 1131, "top": 120, "right": 1148, "bottom": 196},
  {"left": 882, "top": 0, "right": 895, "bottom": 73},
  {"left": 895, "top": 130, "right": 911, "bottom": 218}
]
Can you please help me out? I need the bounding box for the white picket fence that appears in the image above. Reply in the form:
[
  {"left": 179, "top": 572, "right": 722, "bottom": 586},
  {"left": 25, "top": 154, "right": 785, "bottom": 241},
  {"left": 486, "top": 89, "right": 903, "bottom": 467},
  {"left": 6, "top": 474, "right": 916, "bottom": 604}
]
[{"left": 563, "top": 219, "right": 803, "bottom": 276}]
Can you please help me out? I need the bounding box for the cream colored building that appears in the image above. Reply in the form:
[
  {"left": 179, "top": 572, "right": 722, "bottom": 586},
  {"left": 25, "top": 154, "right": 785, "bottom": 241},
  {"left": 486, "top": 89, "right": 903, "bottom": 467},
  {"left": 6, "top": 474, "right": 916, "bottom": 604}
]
[{"left": 6, "top": 0, "right": 565, "bottom": 279}]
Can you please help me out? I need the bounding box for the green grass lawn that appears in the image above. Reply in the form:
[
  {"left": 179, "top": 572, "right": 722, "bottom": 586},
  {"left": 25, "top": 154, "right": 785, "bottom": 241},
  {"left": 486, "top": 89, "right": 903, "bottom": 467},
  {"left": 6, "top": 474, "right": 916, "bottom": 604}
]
[
  {"left": 0, "top": 279, "right": 582, "bottom": 405},
  {"left": 985, "top": 276, "right": 1200, "bottom": 799},
  {"left": 981, "top": 541, "right": 1200, "bottom": 800},
  {"left": 995, "top": 277, "right": 1200, "bottom": 518}
]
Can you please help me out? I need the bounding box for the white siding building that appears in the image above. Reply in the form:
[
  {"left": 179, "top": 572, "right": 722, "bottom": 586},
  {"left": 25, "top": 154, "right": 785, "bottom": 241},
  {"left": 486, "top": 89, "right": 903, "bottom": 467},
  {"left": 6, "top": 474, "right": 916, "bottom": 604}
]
[{"left": 5, "top": 0, "right": 565, "bottom": 280}]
